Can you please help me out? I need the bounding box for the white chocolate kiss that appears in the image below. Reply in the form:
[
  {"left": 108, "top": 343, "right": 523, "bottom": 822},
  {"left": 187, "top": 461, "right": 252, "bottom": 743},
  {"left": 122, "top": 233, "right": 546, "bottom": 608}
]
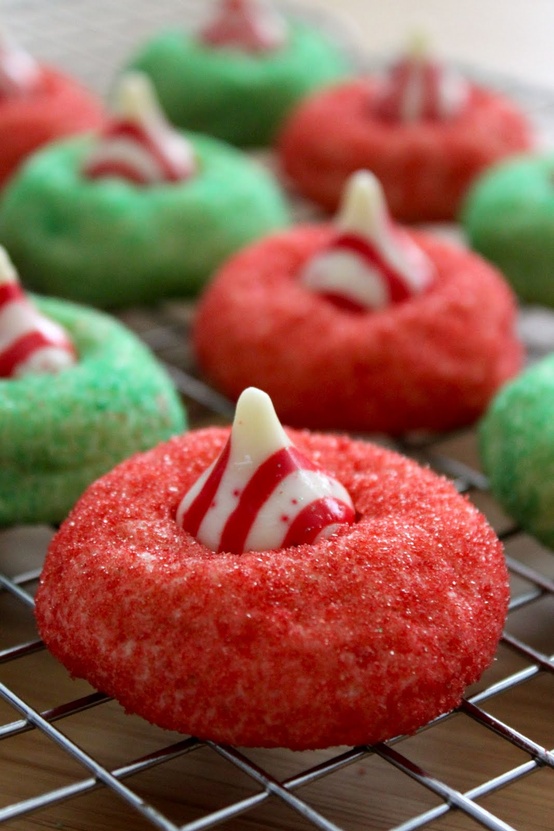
[
  {"left": 176, "top": 387, "right": 355, "bottom": 554},
  {"left": 374, "top": 30, "right": 469, "bottom": 123},
  {"left": 0, "top": 29, "right": 41, "bottom": 98},
  {"left": 0, "top": 247, "right": 76, "bottom": 378},
  {"left": 83, "top": 72, "right": 196, "bottom": 184},
  {"left": 300, "top": 171, "right": 435, "bottom": 310},
  {"left": 199, "top": 0, "right": 287, "bottom": 53}
]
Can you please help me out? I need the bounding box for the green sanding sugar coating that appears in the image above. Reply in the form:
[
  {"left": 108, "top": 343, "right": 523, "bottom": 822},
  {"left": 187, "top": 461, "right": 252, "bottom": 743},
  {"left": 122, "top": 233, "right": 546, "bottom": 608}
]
[
  {"left": 125, "top": 20, "right": 351, "bottom": 147},
  {"left": 0, "top": 132, "right": 289, "bottom": 308},
  {"left": 461, "top": 154, "right": 554, "bottom": 306},
  {"left": 479, "top": 353, "right": 554, "bottom": 548},
  {"left": 0, "top": 296, "right": 186, "bottom": 526}
]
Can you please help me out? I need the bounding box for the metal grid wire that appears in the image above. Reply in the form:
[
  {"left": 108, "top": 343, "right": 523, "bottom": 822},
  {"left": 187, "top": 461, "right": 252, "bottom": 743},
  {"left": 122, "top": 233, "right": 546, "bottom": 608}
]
[{"left": 1, "top": 1, "right": 554, "bottom": 830}]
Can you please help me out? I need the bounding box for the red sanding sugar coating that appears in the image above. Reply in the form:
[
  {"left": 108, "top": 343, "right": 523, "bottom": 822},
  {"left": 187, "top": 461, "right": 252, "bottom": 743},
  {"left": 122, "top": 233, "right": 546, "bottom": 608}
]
[
  {"left": 193, "top": 226, "right": 523, "bottom": 435},
  {"left": 0, "top": 66, "right": 104, "bottom": 187},
  {"left": 35, "top": 428, "right": 509, "bottom": 750},
  {"left": 278, "top": 80, "right": 532, "bottom": 221}
]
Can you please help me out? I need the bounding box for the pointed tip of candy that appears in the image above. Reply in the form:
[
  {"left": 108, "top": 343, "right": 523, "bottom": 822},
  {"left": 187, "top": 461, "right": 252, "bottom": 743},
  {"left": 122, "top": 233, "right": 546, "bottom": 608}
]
[
  {"left": 336, "top": 170, "right": 388, "bottom": 237},
  {"left": 232, "top": 386, "right": 291, "bottom": 462},
  {"left": 405, "top": 28, "right": 431, "bottom": 60},
  {"left": 235, "top": 386, "right": 276, "bottom": 421},
  {"left": 112, "top": 71, "right": 163, "bottom": 123},
  {"left": 0, "top": 245, "right": 19, "bottom": 286},
  {"left": 0, "top": 29, "right": 41, "bottom": 95}
]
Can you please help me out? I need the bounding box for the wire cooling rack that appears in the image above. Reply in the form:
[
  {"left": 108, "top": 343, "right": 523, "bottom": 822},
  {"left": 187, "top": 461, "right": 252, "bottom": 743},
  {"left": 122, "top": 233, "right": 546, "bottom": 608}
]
[{"left": 1, "top": 2, "right": 554, "bottom": 830}]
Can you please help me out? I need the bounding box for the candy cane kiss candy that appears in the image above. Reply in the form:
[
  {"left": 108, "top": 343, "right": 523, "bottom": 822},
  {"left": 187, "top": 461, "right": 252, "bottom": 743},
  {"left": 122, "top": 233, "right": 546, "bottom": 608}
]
[
  {"left": 373, "top": 30, "right": 469, "bottom": 123},
  {"left": 0, "top": 246, "right": 76, "bottom": 377},
  {"left": 177, "top": 386, "right": 355, "bottom": 553},
  {"left": 199, "top": 0, "right": 287, "bottom": 53},
  {"left": 83, "top": 72, "right": 196, "bottom": 184},
  {"left": 300, "top": 170, "right": 435, "bottom": 311}
]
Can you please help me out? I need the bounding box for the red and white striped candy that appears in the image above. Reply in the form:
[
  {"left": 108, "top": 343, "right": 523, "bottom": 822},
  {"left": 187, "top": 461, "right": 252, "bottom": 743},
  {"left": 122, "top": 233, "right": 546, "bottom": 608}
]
[
  {"left": 83, "top": 73, "right": 196, "bottom": 185},
  {"left": 373, "top": 32, "right": 469, "bottom": 122},
  {"left": 199, "top": 0, "right": 287, "bottom": 53},
  {"left": 176, "top": 387, "right": 355, "bottom": 554},
  {"left": 0, "top": 247, "right": 76, "bottom": 378},
  {"left": 0, "top": 32, "right": 41, "bottom": 100},
  {"left": 300, "top": 170, "right": 435, "bottom": 311}
]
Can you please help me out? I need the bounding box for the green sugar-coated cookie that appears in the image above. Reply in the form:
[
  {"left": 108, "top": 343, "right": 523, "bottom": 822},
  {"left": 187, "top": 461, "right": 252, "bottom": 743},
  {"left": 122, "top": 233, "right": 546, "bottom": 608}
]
[
  {"left": 479, "top": 353, "right": 554, "bottom": 547},
  {"left": 462, "top": 154, "right": 554, "bottom": 306},
  {"left": 0, "top": 296, "right": 186, "bottom": 526},
  {"left": 124, "top": 20, "right": 350, "bottom": 147},
  {"left": 0, "top": 133, "right": 289, "bottom": 308}
]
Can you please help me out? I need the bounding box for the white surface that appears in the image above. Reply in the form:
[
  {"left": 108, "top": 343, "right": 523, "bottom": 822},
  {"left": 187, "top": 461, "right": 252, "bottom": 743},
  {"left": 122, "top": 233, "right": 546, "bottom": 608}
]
[
  {"left": 3, "top": 0, "right": 554, "bottom": 96},
  {"left": 303, "top": 0, "right": 554, "bottom": 91}
]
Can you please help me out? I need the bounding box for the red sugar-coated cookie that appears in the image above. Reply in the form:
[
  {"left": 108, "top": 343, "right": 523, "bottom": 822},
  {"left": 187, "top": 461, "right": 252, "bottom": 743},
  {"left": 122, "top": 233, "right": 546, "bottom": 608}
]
[
  {"left": 193, "top": 226, "right": 523, "bottom": 435},
  {"left": 278, "top": 79, "right": 532, "bottom": 221},
  {"left": 35, "top": 428, "right": 509, "bottom": 750},
  {"left": 0, "top": 66, "right": 104, "bottom": 187}
]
